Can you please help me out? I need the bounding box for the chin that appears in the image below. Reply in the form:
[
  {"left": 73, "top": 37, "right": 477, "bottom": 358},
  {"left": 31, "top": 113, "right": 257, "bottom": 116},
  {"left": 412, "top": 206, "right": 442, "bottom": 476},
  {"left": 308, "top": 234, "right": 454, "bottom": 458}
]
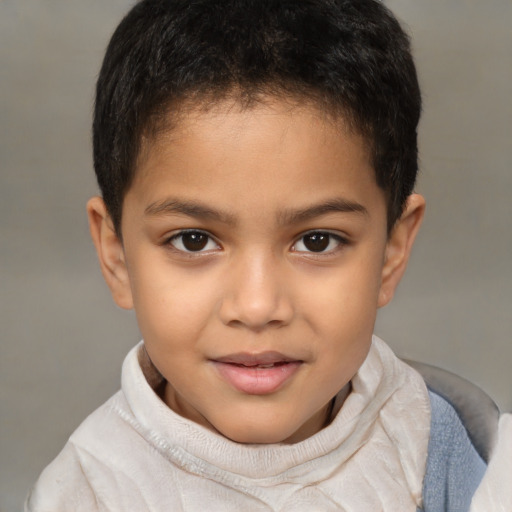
[{"left": 219, "top": 422, "right": 296, "bottom": 445}]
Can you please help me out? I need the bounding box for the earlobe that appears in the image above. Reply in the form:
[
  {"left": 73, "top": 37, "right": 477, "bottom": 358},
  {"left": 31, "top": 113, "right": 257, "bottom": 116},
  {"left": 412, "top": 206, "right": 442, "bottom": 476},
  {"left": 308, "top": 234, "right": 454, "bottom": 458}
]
[
  {"left": 378, "top": 194, "right": 425, "bottom": 308},
  {"left": 86, "top": 197, "right": 134, "bottom": 310}
]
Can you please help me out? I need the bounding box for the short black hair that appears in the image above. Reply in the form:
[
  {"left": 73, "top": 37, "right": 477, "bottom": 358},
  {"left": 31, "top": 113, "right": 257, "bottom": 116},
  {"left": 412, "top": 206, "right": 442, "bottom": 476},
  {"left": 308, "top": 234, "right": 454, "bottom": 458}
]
[{"left": 93, "top": 0, "right": 421, "bottom": 235}]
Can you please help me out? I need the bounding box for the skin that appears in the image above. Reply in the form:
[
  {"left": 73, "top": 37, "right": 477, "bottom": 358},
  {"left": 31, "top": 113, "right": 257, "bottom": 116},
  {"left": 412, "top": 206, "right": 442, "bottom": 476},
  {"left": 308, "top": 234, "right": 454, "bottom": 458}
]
[{"left": 88, "top": 97, "right": 425, "bottom": 444}]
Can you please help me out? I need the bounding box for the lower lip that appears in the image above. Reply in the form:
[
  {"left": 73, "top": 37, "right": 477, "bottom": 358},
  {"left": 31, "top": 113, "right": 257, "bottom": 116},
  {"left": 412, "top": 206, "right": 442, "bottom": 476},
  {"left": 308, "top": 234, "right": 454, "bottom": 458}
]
[{"left": 213, "top": 361, "right": 302, "bottom": 395}]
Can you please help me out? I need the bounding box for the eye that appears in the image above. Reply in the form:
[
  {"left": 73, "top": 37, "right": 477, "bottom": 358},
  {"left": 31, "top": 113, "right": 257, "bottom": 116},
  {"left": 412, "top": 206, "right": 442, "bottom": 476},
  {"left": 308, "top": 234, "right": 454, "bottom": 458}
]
[
  {"left": 168, "top": 230, "right": 220, "bottom": 253},
  {"left": 292, "top": 231, "right": 345, "bottom": 253}
]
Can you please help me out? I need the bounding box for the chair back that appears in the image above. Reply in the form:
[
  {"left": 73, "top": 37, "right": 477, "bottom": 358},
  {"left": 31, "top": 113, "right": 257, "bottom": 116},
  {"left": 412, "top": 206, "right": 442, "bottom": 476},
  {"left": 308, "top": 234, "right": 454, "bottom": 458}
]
[{"left": 405, "top": 360, "right": 500, "bottom": 463}]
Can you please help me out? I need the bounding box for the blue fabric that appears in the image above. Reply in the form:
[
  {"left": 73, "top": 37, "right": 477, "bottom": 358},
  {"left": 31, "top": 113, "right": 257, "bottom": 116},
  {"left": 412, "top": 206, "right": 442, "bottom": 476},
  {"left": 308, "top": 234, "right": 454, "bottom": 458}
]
[{"left": 419, "top": 391, "right": 487, "bottom": 512}]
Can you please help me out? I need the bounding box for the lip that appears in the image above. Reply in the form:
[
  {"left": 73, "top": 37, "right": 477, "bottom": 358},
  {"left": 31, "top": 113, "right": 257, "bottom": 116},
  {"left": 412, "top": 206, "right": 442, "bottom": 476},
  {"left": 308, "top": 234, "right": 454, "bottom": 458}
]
[{"left": 211, "top": 352, "right": 303, "bottom": 395}]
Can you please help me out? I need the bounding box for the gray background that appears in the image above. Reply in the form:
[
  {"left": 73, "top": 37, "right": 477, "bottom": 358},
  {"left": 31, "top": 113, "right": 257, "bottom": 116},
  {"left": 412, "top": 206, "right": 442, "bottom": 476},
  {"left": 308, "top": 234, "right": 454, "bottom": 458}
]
[{"left": 1, "top": 1, "right": 511, "bottom": 510}]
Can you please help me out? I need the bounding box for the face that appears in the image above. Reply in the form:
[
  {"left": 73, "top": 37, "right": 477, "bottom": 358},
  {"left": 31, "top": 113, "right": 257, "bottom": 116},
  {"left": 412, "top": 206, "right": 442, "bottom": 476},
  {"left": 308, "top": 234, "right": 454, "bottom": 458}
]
[{"left": 88, "top": 97, "right": 424, "bottom": 444}]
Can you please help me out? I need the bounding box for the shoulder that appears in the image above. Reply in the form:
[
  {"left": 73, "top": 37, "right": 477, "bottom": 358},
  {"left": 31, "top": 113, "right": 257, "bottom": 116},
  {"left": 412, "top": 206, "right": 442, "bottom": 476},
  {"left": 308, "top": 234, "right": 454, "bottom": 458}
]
[
  {"left": 25, "top": 391, "right": 145, "bottom": 512},
  {"left": 24, "top": 341, "right": 183, "bottom": 512},
  {"left": 421, "top": 390, "right": 486, "bottom": 512},
  {"left": 24, "top": 394, "right": 113, "bottom": 511}
]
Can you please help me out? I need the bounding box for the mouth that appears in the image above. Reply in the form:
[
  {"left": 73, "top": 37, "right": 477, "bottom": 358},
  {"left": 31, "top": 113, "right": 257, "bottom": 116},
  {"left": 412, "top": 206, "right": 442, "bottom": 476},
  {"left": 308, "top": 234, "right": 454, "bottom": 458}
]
[{"left": 211, "top": 352, "right": 303, "bottom": 395}]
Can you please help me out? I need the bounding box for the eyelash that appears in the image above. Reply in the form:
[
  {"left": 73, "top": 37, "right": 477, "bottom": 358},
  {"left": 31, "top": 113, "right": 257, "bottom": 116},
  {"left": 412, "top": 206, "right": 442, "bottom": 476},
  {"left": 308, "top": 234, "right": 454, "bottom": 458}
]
[{"left": 164, "top": 229, "right": 348, "bottom": 256}]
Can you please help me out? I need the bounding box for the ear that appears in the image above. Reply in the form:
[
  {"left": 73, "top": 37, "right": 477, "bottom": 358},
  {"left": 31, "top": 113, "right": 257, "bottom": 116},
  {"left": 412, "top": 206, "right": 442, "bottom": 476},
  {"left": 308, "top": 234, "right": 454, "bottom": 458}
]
[
  {"left": 378, "top": 194, "right": 425, "bottom": 308},
  {"left": 86, "top": 197, "right": 134, "bottom": 309}
]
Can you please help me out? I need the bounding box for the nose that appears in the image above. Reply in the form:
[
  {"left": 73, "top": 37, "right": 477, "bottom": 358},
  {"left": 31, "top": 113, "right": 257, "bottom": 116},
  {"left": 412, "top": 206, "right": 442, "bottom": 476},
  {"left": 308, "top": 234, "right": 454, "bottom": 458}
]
[{"left": 218, "top": 250, "right": 294, "bottom": 330}]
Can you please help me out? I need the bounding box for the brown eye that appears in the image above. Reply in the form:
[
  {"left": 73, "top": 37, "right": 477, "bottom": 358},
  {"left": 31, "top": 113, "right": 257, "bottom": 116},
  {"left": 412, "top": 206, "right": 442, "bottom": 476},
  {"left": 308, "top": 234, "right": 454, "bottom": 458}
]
[
  {"left": 182, "top": 232, "right": 208, "bottom": 251},
  {"left": 169, "top": 231, "right": 218, "bottom": 253},
  {"left": 303, "top": 233, "right": 330, "bottom": 252},
  {"left": 292, "top": 232, "right": 345, "bottom": 254}
]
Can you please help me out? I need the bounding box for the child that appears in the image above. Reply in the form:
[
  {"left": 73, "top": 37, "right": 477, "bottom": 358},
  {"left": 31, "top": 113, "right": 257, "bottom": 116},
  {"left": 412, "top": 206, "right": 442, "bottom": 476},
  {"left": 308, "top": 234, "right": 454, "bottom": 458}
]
[{"left": 26, "top": 0, "right": 511, "bottom": 510}]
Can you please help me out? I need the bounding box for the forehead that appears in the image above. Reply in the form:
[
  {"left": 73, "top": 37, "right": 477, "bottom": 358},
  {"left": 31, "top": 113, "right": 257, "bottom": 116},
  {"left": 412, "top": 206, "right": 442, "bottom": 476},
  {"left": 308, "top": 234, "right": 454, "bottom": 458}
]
[
  {"left": 137, "top": 95, "right": 368, "bottom": 174},
  {"left": 126, "top": 97, "right": 385, "bottom": 229}
]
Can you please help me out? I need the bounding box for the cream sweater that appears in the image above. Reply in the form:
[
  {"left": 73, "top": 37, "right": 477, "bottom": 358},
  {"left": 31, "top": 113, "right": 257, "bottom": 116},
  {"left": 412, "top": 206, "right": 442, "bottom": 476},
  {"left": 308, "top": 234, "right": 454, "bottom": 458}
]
[{"left": 26, "top": 336, "right": 433, "bottom": 512}]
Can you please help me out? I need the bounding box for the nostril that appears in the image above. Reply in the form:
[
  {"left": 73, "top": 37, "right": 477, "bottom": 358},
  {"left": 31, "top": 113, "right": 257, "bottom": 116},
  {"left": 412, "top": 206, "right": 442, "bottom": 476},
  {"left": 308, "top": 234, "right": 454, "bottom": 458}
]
[
  {"left": 225, "top": 319, "right": 280, "bottom": 332},
  {"left": 267, "top": 319, "right": 286, "bottom": 329}
]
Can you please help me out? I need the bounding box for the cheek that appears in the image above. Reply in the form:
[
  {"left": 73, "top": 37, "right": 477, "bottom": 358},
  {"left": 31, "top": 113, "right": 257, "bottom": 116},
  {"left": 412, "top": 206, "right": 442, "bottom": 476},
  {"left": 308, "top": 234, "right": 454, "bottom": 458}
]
[
  {"left": 129, "top": 261, "right": 221, "bottom": 346},
  {"left": 302, "top": 263, "right": 382, "bottom": 333},
  {"left": 297, "top": 258, "right": 382, "bottom": 382}
]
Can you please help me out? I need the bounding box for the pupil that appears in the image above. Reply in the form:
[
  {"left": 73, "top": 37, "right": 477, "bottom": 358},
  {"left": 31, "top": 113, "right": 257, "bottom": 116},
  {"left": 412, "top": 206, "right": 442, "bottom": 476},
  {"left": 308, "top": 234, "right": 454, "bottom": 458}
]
[
  {"left": 182, "top": 232, "right": 208, "bottom": 251},
  {"left": 304, "top": 233, "right": 329, "bottom": 252}
]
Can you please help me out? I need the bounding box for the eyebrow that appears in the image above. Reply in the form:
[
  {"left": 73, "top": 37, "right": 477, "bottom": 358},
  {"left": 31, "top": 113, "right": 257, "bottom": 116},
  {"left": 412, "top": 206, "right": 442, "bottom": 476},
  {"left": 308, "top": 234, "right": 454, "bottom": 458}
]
[
  {"left": 278, "top": 198, "right": 368, "bottom": 225},
  {"left": 144, "top": 197, "right": 368, "bottom": 226},
  {"left": 144, "top": 198, "right": 236, "bottom": 225}
]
